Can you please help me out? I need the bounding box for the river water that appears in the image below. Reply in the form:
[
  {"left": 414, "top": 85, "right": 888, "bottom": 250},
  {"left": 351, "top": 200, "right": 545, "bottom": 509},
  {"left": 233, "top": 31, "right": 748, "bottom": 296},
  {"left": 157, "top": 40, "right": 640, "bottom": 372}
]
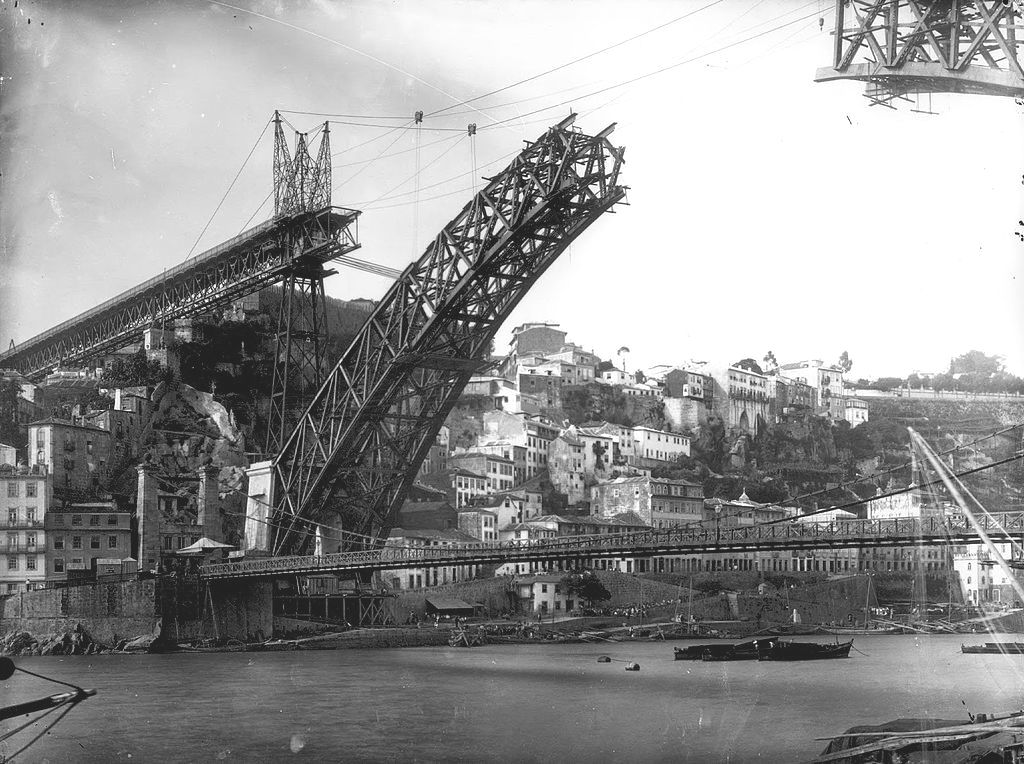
[{"left": 3, "top": 634, "right": 1023, "bottom": 763}]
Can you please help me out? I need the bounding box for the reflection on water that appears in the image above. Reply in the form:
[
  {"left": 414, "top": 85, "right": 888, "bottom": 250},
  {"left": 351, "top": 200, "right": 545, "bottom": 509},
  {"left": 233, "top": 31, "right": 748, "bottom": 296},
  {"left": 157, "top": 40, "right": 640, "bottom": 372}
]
[{"left": 3, "top": 635, "right": 1023, "bottom": 763}]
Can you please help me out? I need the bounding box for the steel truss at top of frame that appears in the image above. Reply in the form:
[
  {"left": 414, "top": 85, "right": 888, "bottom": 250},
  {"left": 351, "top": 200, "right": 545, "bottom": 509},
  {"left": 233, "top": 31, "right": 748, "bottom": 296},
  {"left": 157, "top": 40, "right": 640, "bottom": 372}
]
[{"left": 815, "top": 0, "right": 1024, "bottom": 107}]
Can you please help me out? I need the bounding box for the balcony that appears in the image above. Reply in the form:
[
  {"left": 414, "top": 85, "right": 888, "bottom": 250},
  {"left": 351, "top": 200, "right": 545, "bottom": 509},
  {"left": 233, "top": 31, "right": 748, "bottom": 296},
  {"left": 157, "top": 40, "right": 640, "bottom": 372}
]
[
  {"left": 4, "top": 520, "right": 44, "bottom": 529},
  {"left": 2, "top": 544, "right": 42, "bottom": 553}
]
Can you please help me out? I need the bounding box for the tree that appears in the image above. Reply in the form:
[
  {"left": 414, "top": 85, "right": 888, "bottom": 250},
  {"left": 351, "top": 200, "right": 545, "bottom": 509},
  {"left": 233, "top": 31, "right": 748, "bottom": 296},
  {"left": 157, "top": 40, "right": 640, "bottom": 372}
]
[
  {"left": 561, "top": 571, "right": 612, "bottom": 608},
  {"left": 950, "top": 350, "right": 1002, "bottom": 376},
  {"left": 734, "top": 358, "right": 764, "bottom": 375},
  {"left": 838, "top": 351, "right": 852, "bottom": 374}
]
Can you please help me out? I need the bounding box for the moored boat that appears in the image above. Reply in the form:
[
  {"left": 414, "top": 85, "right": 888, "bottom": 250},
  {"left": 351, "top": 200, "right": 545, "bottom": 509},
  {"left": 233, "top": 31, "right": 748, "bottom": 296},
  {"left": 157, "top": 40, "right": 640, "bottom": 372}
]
[
  {"left": 675, "top": 637, "right": 777, "bottom": 661},
  {"left": 757, "top": 639, "right": 853, "bottom": 661},
  {"left": 961, "top": 641, "right": 1024, "bottom": 654}
]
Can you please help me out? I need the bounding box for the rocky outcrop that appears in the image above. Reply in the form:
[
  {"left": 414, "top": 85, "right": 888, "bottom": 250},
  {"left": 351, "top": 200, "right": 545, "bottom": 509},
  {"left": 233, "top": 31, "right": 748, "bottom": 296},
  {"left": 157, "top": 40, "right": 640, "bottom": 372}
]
[{"left": 1, "top": 624, "right": 103, "bottom": 656}]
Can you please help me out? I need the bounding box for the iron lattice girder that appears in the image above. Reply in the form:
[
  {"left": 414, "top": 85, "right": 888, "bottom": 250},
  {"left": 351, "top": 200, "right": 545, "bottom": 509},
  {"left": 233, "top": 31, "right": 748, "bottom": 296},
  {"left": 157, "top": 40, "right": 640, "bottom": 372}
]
[
  {"left": 0, "top": 207, "right": 360, "bottom": 382},
  {"left": 816, "top": 0, "right": 1024, "bottom": 100},
  {"left": 269, "top": 115, "right": 626, "bottom": 556},
  {"left": 265, "top": 271, "right": 331, "bottom": 456},
  {"left": 203, "top": 513, "right": 1024, "bottom": 580}
]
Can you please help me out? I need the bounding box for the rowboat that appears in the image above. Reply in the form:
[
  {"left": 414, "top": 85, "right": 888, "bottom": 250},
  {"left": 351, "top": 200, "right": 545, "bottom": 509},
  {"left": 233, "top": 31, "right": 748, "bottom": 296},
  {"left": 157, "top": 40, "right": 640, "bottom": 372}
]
[{"left": 757, "top": 639, "right": 853, "bottom": 661}]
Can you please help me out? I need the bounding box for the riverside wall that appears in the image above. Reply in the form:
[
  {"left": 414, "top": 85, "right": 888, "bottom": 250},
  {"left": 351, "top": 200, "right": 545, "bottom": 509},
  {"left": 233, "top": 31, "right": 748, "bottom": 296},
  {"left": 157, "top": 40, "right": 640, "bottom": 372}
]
[
  {"left": 0, "top": 577, "right": 274, "bottom": 647},
  {"left": 0, "top": 580, "right": 161, "bottom": 646}
]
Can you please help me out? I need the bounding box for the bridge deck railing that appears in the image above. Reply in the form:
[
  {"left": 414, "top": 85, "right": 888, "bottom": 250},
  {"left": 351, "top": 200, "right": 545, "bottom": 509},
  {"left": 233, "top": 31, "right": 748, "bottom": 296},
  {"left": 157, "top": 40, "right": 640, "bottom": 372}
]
[{"left": 202, "top": 514, "right": 1024, "bottom": 580}]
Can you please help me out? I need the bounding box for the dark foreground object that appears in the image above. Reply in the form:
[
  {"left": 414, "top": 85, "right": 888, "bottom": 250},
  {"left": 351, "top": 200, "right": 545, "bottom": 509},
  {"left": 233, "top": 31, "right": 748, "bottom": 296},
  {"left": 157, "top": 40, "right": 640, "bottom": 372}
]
[
  {"left": 814, "top": 712, "right": 1024, "bottom": 763},
  {"left": 757, "top": 639, "right": 853, "bottom": 661}
]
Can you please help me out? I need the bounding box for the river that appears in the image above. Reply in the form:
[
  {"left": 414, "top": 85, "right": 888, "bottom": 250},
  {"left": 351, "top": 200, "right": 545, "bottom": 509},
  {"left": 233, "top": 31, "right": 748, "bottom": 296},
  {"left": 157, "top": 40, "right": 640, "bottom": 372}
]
[{"left": 3, "top": 634, "right": 1023, "bottom": 763}]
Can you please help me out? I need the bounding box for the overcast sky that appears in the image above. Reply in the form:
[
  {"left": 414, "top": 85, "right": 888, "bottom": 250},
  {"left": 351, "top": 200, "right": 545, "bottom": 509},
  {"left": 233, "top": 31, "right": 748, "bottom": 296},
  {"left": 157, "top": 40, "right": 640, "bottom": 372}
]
[{"left": 1, "top": 0, "right": 1022, "bottom": 379}]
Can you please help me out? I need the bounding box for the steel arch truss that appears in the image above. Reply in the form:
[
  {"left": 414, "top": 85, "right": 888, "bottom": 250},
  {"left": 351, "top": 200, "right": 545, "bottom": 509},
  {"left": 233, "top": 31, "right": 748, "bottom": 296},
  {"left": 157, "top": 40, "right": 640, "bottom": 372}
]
[
  {"left": 816, "top": 0, "right": 1024, "bottom": 107},
  {"left": 268, "top": 115, "right": 626, "bottom": 556},
  {"left": 0, "top": 208, "right": 359, "bottom": 382}
]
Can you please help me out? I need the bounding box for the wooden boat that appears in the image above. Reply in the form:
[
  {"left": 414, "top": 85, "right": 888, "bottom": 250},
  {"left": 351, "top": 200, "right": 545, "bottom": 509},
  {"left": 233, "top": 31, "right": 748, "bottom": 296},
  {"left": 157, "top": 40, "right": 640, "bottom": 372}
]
[
  {"left": 675, "top": 637, "right": 777, "bottom": 661},
  {"left": 961, "top": 642, "right": 1024, "bottom": 654},
  {"left": 757, "top": 639, "right": 853, "bottom": 661},
  {"left": 813, "top": 711, "right": 1024, "bottom": 763}
]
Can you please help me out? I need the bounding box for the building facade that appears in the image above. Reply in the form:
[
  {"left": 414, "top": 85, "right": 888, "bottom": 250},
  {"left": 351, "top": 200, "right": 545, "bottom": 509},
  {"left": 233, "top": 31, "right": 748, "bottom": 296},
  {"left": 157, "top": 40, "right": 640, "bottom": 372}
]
[{"left": 1, "top": 466, "right": 49, "bottom": 592}]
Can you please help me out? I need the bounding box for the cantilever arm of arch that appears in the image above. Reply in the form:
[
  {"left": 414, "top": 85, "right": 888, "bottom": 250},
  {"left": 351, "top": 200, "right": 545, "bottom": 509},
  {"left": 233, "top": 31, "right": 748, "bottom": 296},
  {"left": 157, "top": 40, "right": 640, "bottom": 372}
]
[{"left": 268, "top": 115, "right": 627, "bottom": 556}]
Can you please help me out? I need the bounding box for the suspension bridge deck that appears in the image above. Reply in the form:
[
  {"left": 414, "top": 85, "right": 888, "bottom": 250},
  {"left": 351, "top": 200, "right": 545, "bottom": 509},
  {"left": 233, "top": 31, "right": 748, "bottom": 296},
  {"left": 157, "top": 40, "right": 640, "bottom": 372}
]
[{"left": 202, "top": 513, "right": 1024, "bottom": 580}]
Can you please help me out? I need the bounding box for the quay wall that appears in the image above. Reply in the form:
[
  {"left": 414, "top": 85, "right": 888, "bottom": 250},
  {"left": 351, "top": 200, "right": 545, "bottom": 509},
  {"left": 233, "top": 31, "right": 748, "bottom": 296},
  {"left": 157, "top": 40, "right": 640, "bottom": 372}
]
[
  {"left": 0, "top": 580, "right": 161, "bottom": 646},
  {"left": 0, "top": 578, "right": 274, "bottom": 647}
]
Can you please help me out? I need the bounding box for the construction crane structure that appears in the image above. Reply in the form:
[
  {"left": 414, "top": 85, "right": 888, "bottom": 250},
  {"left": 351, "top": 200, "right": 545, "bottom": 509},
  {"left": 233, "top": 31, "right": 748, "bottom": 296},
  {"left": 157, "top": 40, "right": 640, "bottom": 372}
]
[
  {"left": 247, "top": 114, "right": 626, "bottom": 558},
  {"left": 815, "top": 0, "right": 1024, "bottom": 107}
]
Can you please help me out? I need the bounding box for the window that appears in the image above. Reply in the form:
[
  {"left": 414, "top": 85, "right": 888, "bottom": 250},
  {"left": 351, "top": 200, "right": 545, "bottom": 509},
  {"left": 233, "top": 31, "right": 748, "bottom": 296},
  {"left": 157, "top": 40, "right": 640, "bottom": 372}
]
[
  {"left": 163, "top": 536, "right": 173, "bottom": 550},
  {"left": 53, "top": 514, "right": 64, "bottom": 525},
  {"left": 107, "top": 515, "right": 118, "bottom": 526},
  {"left": 7, "top": 556, "right": 17, "bottom": 570},
  {"left": 72, "top": 515, "right": 82, "bottom": 526},
  {"left": 89, "top": 515, "right": 100, "bottom": 526},
  {"left": 7, "top": 510, "right": 15, "bottom": 526},
  {"left": 26, "top": 556, "right": 36, "bottom": 571},
  {"left": 108, "top": 536, "right": 117, "bottom": 549},
  {"left": 26, "top": 508, "right": 35, "bottom": 524},
  {"left": 6, "top": 483, "right": 17, "bottom": 498},
  {"left": 26, "top": 482, "right": 37, "bottom": 498},
  {"left": 72, "top": 536, "right": 82, "bottom": 550},
  {"left": 90, "top": 536, "right": 100, "bottom": 549},
  {"left": 54, "top": 536, "right": 64, "bottom": 550},
  {"left": 36, "top": 430, "right": 45, "bottom": 449},
  {"left": 26, "top": 533, "right": 35, "bottom": 548},
  {"left": 86, "top": 440, "right": 94, "bottom": 455},
  {"left": 53, "top": 558, "right": 65, "bottom": 573},
  {"left": 6, "top": 533, "right": 15, "bottom": 549}
]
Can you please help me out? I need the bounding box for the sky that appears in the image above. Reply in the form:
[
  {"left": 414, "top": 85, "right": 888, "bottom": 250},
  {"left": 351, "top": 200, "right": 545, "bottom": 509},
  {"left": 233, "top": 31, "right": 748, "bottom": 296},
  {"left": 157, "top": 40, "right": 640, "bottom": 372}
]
[{"left": 1, "top": 0, "right": 1022, "bottom": 380}]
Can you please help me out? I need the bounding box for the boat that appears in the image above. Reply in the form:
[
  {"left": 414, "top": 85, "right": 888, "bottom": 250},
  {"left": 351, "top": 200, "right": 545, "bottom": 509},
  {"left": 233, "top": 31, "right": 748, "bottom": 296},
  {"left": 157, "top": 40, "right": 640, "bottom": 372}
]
[
  {"left": 674, "top": 637, "right": 778, "bottom": 661},
  {"left": 813, "top": 711, "right": 1024, "bottom": 763},
  {"left": 961, "top": 642, "right": 1024, "bottom": 654},
  {"left": 757, "top": 638, "right": 853, "bottom": 661}
]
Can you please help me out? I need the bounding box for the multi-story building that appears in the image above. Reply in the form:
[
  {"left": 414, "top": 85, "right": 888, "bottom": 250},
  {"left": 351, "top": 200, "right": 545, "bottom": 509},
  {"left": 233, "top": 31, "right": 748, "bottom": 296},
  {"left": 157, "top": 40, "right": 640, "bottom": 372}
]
[
  {"left": 548, "top": 433, "right": 587, "bottom": 505},
  {"left": 457, "top": 506, "right": 499, "bottom": 542},
  {"left": 768, "top": 374, "right": 817, "bottom": 419},
  {"left": 1, "top": 465, "right": 49, "bottom": 592},
  {"left": 844, "top": 398, "right": 869, "bottom": 427},
  {"left": 448, "top": 452, "right": 515, "bottom": 494},
  {"left": 383, "top": 527, "right": 483, "bottom": 590},
  {"left": 470, "top": 442, "right": 528, "bottom": 486},
  {"left": 28, "top": 418, "right": 112, "bottom": 499},
  {"left": 482, "top": 410, "right": 560, "bottom": 479},
  {"left": 664, "top": 368, "right": 712, "bottom": 407},
  {"left": 517, "top": 365, "right": 564, "bottom": 409},
  {"left": 417, "top": 426, "right": 449, "bottom": 477},
  {"left": 629, "top": 426, "right": 691, "bottom": 466},
  {"left": 591, "top": 475, "right": 704, "bottom": 529},
  {"left": 508, "top": 322, "right": 568, "bottom": 361},
  {"left": 420, "top": 468, "right": 488, "bottom": 509},
  {"left": 779, "top": 360, "right": 846, "bottom": 420},
  {"left": 45, "top": 501, "right": 132, "bottom": 583},
  {"left": 707, "top": 364, "right": 771, "bottom": 434},
  {"left": 953, "top": 545, "right": 1021, "bottom": 606}
]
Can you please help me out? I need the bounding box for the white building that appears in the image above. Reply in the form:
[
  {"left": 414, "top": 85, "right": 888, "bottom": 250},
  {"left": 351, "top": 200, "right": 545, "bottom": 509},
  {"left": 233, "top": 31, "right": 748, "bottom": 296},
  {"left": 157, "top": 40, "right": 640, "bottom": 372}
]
[
  {"left": 779, "top": 360, "right": 846, "bottom": 420},
  {"left": 1, "top": 466, "right": 49, "bottom": 593}
]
